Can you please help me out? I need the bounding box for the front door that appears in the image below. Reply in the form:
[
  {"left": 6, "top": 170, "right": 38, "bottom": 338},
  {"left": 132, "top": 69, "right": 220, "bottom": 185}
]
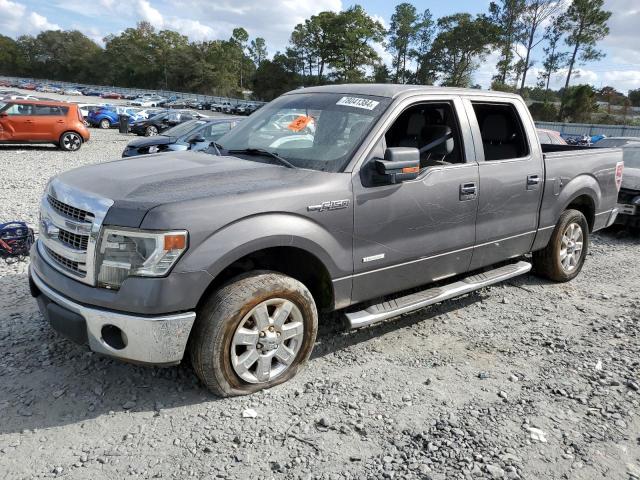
[
  {"left": 0, "top": 103, "right": 36, "bottom": 141},
  {"left": 351, "top": 97, "right": 479, "bottom": 303}
]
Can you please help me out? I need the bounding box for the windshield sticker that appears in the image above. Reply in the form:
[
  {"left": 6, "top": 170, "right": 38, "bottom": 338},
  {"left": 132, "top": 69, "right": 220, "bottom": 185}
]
[
  {"left": 336, "top": 96, "right": 380, "bottom": 110},
  {"left": 287, "top": 115, "right": 315, "bottom": 132}
]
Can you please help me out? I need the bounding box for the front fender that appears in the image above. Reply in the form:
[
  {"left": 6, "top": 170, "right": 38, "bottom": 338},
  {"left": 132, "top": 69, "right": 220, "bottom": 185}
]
[{"left": 175, "top": 213, "right": 352, "bottom": 281}]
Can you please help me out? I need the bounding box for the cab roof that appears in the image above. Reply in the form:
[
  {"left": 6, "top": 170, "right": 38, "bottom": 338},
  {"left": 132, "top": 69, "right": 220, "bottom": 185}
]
[{"left": 284, "top": 83, "right": 523, "bottom": 100}]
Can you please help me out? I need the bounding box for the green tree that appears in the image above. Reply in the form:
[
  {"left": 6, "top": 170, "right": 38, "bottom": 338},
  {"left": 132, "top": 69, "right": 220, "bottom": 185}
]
[
  {"left": 0, "top": 35, "right": 23, "bottom": 75},
  {"left": 629, "top": 89, "right": 640, "bottom": 107},
  {"left": 559, "top": 0, "right": 611, "bottom": 91},
  {"left": 528, "top": 101, "right": 558, "bottom": 121},
  {"left": 430, "top": 13, "right": 497, "bottom": 87},
  {"left": 252, "top": 54, "right": 301, "bottom": 100},
  {"left": 409, "top": 9, "right": 436, "bottom": 85},
  {"left": 518, "top": 0, "right": 565, "bottom": 92},
  {"left": 248, "top": 37, "right": 267, "bottom": 66},
  {"left": 537, "top": 18, "right": 568, "bottom": 93},
  {"left": 561, "top": 84, "right": 598, "bottom": 122},
  {"left": 386, "top": 3, "right": 419, "bottom": 83},
  {"left": 372, "top": 63, "right": 391, "bottom": 83},
  {"left": 329, "top": 6, "right": 385, "bottom": 82},
  {"left": 231, "top": 27, "right": 249, "bottom": 88},
  {"left": 489, "top": 0, "right": 526, "bottom": 86}
]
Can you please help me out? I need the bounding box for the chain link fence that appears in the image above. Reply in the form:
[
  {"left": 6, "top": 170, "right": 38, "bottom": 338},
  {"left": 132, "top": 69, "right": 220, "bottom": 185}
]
[{"left": 1, "top": 76, "right": 266, "bottom": 107}]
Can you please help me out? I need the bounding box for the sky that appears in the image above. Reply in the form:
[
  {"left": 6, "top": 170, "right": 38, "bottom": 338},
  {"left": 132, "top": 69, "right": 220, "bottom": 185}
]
[{"left": 1, "top": 0, "right": 639, "bottom": 93}]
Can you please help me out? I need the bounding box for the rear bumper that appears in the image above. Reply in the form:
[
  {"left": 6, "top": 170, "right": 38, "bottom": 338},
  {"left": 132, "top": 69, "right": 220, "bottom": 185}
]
[{"left": 30, "top": 267, "right": 196, "bottom": 365}]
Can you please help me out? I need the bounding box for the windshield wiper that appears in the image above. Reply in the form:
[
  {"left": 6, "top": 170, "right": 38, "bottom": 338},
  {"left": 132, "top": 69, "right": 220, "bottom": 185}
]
[{"left": 227, "top": 148, "right": 296, "bottom": 169}]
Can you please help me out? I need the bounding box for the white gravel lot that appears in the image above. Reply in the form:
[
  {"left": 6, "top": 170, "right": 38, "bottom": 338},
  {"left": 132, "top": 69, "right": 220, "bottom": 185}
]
[{"left": 0, "top": 129, "right": 639, "bottom": 480}]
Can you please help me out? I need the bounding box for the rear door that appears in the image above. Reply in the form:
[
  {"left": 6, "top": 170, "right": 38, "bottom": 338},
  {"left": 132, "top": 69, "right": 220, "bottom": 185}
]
[
  {"left": 462, "top": 98, "right": 544, "bottom": 270},
  {"left": 350, "top": 95, "right": 479, "bottom": 303},
  {"left": 32, "top": 105, "right": 67, "bottom": 140}
]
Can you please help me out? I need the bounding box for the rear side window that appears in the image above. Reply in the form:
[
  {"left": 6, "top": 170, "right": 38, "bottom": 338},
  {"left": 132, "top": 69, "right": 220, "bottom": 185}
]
[
  {"left": 538, "top": 132, "right": 551, "bottom": 144},
  {"left": 34, "top": 105, "right": 68, "bottom": 116},
  {"left": 472, "top": 103, "right": 529, "bottom": 161}
]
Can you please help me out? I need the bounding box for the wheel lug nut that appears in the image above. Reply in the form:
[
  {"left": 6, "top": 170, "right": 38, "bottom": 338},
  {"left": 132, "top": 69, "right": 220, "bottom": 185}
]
[
  {"left": 259, "top": 331, "right": 265, "bottom": 337},
  {"left": 257, "top": 343, "right": 263, "bottom": 349},
  {"left": 269, "top": 326, "right": 275, "bottom": 332}
]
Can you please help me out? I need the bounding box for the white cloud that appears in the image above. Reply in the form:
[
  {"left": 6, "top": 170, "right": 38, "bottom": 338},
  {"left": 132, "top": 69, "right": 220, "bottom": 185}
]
[{"left": 0, "top": 0, "right": 60, "bottom": 36}]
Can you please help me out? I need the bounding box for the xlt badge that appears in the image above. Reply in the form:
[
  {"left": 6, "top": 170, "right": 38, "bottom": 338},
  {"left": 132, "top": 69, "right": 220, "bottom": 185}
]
[{"left": 307, "top": 199, "right": 350, "bottom": 212}]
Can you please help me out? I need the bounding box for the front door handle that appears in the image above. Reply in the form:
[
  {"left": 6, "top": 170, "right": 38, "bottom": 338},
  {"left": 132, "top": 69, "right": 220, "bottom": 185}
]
[
  {"left": 460, "top": 182, "right": 477, "bottom": 200},
  {"left": 527, "top": 174, "right": 541, "bottom": 190}
]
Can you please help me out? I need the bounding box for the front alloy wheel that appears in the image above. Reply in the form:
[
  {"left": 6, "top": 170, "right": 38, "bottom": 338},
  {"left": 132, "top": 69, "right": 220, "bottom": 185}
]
[
  {"left": 190, "top": 272, "right": 318, "bottom": 397},
  {"left": 559, "top": 222, "right": 584, "bottom": 272},
  {"left": 145, "top": 125, "right": 158, "bottom": 136},
  {"left": 231, "top": 298, "right": 305, "bottom": 384}
]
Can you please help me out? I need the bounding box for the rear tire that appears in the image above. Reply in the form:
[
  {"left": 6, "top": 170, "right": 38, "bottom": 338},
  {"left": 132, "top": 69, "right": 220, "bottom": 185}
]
[
  {"left": 145, "top": 125, "right": 158, "bottom": 136},
  {"left": 189, "top": 272, "right": 318, "bottom": 397},
  {"left": 533, "top": 209, "right": 589, "bottom": 282},
  {"left": 99, "top": 118, "right": 110, "bottom": 129},
  {"left": 59, "top": 132, "right": 83, "bottom": 151}
]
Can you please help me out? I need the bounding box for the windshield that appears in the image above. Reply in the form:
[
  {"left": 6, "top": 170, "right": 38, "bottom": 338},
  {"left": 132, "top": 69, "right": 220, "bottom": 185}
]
[
  {"left": 216, "top": 92, "right": 391, "bottom": 172},
  {"left": 624, "top": 148, "right": 640, "bottom": 169},
  {"left": 163, "top": 119, "right": 206, "bottom": 138}
]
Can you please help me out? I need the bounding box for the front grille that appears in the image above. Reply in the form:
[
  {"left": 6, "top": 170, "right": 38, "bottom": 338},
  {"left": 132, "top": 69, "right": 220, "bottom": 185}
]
[
  {"left": 619, "top": 188, "right": 638, "bottom": 204},
  {"left": 44, "top": 246, "right": 85, "bottom": 276},
  {"left": 58, "top": 229, "right": 89, "bottom": 250},
  {"left": 48, "top": 195, "right": 92, "bottom": 222}
]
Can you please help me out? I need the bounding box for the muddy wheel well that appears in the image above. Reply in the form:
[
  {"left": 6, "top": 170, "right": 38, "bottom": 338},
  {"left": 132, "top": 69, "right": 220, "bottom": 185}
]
[
  {"left": 566, "top": 195, "right": 595, "bottom": 232},
  {"left": 198, "top": 247, "right": 334, "bottom": 312}
]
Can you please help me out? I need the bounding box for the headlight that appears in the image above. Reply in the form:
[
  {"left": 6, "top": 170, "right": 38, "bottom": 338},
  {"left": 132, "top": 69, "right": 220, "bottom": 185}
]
[{"left": 96, "top": 228, "right": 188, "bottom": 289}]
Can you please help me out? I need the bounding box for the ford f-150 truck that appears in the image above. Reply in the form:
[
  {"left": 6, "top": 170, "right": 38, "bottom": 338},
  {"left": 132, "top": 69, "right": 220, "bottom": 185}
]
[{"left": 29, "top": 85, "right": 624, "bottom": 396}]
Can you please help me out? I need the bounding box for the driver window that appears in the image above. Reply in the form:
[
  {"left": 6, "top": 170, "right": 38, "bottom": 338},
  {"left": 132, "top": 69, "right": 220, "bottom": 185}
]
[{"left": 385, "top": 102, "right": 464, "bottom": 170}]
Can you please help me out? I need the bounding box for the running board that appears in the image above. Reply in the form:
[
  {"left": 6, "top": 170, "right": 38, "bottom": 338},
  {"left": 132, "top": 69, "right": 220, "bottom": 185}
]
[{"left": 345, "top": 261, "right": 532, "bottom": 329}]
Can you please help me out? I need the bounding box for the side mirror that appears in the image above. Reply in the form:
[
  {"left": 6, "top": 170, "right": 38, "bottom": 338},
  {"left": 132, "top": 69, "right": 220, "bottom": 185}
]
[
  {"left": 188, "top": 134, "right": 206, "bottom": 145},
  {"left": 374, "top": 147, "right": 420, "bottom": 184}
]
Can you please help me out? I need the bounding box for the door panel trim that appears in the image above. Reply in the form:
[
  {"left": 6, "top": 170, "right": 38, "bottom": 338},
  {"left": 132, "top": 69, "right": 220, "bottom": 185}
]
[{"left": 333, "top": 229, "right": 536, "bottom": 283}]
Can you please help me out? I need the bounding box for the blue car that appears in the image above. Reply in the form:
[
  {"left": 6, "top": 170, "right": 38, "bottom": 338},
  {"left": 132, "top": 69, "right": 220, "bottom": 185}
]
[
  {"left": 122, "top": 117, "right": 241, "bottom": 157},
  {"left": 88, "top": 106, "right": 141, "bottom": 129}
]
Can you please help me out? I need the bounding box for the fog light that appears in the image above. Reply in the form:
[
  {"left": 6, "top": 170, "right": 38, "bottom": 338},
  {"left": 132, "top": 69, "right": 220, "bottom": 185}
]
[{"left": 101, "top": 324, "right": 127, "bottom": 350}]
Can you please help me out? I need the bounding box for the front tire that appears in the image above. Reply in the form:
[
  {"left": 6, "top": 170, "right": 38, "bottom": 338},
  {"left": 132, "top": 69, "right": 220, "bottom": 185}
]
[
  {"left": 59, "top": 132, "right": 83, "bottom": 151},
  {"left": 533, "top": 209, "right": 589, "bottom": 282},
  {"left": 189, "top": 272, "right": 318, "bottom": 397},
  {"left": 145, "top": 125, "right": 158, "bottom": 136}
]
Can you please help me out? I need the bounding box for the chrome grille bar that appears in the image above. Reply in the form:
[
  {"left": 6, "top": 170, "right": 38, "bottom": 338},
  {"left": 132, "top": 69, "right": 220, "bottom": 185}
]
[{"left": 38, "top": 178, "right": 113, "bottom": 285}]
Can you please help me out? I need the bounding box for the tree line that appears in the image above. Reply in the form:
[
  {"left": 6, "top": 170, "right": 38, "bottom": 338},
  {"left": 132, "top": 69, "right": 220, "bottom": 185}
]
[{"left": 0, "top": 0, "right": 625, "bottom": 122}]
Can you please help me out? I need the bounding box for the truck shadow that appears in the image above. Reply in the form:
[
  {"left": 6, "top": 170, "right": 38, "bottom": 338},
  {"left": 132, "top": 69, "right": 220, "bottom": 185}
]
[{"left": 0, "top": 269, "right": 566, "bottom": 436}]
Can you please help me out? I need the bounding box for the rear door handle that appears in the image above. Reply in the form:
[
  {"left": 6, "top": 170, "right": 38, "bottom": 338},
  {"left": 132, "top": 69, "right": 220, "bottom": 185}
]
[
  {"left": 526, "top": 174, "right": 541, "bottom": 190},
  {"left": 460, "top": 182, "right": 477, "bottom": 200}
]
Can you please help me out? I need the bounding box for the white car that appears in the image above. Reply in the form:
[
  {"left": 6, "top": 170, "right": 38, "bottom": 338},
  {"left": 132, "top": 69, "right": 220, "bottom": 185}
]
[
  {"left": 130, "top": 96, "right": 166, "bottom": 107},
  {"left": 64, "top": 89, "right": 82, "bottom": 96}
]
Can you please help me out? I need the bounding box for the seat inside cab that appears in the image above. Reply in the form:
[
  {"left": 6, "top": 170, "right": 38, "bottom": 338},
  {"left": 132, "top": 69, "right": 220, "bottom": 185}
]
[{"left": 385, "top": 103, "right": 463, "bottom": 170}]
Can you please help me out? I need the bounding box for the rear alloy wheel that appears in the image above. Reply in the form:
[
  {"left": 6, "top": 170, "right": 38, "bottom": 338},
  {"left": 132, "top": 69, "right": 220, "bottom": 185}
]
[
  {"left": 99, "top": 118, "right": 111, "bottom": 129},
  {"left": 190, "top": 272, "right": 318, "bottom": 397},
  {"left": 533, "top": 209, "right": 589, "bottom": 282},
  {"left": 59, "top": 132, "right": 83, "bottom": 151},
  {"left": 145, "top": 125, "right": 158, "bottom": 136}
]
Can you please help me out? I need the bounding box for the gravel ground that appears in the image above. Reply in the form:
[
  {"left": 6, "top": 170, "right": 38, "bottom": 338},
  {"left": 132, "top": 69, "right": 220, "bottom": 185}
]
[{"left": 1, "top": 129, "right": 639, "bottom": 480}]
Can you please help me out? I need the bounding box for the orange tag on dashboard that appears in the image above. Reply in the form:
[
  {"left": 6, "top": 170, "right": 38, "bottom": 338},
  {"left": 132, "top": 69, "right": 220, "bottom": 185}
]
[{"left": 287, "top": 115, "right": 314, "bottom": 132}]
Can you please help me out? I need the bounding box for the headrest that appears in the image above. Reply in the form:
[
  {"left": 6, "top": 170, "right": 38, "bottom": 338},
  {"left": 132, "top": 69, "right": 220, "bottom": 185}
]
[
  {"left": 481, "top": 114, "right": 511, "bottom": 142},
  {"left": 422, "top": 125, "right": 454, "bottom": 156},
  {"left": 406, "top": 113, "right": 426, "bottom": 136}
]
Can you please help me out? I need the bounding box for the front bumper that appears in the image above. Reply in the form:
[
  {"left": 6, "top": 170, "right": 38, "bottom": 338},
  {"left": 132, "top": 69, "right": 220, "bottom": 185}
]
[{"left": 30, "top": 267, "right": 196, "bottom": 365}]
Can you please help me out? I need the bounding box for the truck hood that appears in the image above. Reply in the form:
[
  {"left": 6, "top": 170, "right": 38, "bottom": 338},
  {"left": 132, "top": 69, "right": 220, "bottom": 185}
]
[
  {"left": 56, "top": 151, "right": 330, "bottom": 226},
  {"left": 622, "top": 167, "right": 640, "bottom": 191}
]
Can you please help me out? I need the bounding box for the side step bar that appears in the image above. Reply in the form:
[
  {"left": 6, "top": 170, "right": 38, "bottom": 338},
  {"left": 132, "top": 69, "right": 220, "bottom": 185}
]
[{"left": 345, "top": 261, "right": 532, "bottom": 329}]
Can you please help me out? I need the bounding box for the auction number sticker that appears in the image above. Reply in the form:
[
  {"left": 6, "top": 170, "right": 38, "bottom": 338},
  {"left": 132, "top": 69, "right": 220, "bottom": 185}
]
[{"left": 336, "top": 96, "right": 380, "bottom": 110}]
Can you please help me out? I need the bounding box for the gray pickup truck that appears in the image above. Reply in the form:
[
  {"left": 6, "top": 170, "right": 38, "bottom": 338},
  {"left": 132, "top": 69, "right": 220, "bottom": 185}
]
[{"left": 30, "top": 85, "right": 624, "bottom": 396}]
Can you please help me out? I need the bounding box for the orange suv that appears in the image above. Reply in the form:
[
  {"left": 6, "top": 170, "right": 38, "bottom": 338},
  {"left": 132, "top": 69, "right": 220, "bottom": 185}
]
[{"left": 0, "top": 100, "right": 90, "bottom": 151}]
